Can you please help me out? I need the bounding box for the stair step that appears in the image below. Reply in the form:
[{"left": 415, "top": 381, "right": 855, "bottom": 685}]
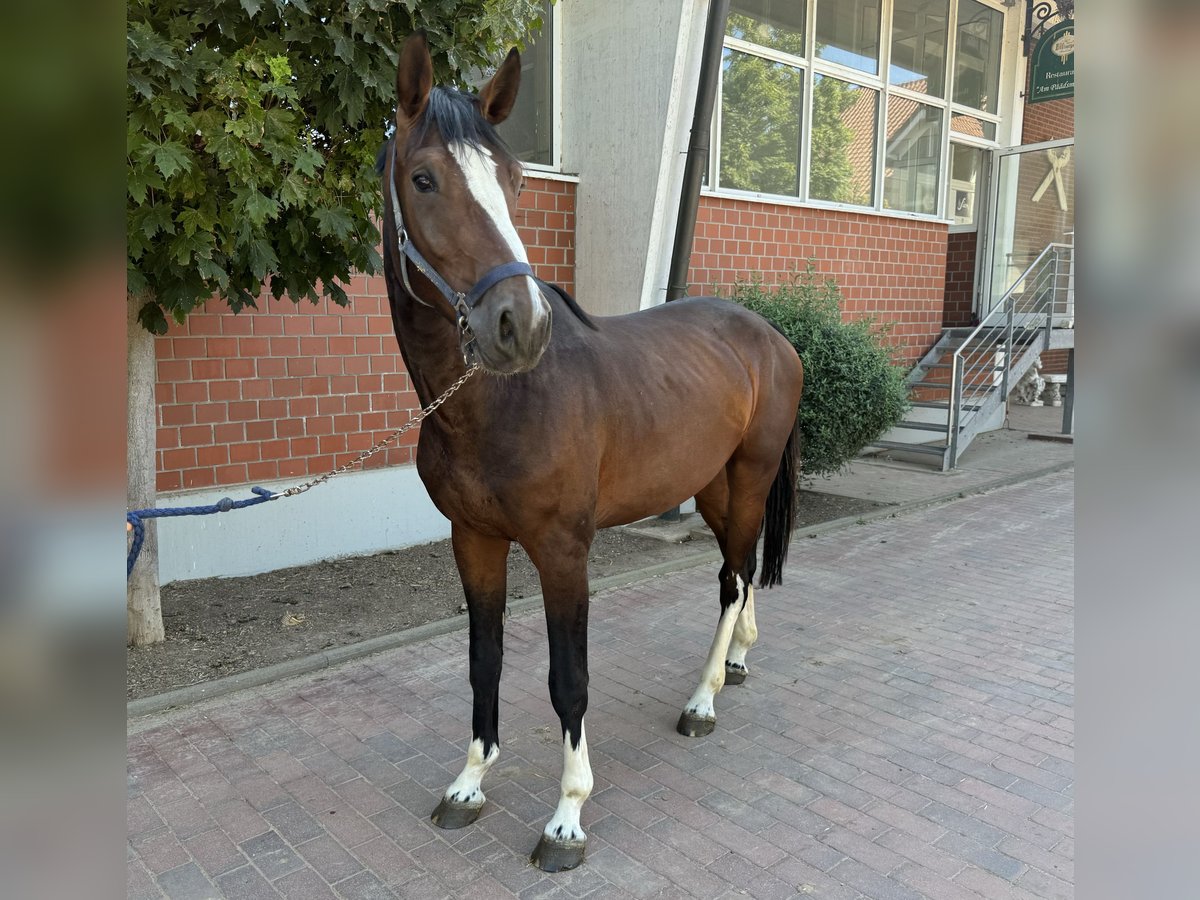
[
  {"left": 925, "top": 362, "right": 1003, "bottom": 371},
  {"left": 909, "top": 400, "right": 984, "bottom": 411},
  {"left": 868, "top": 440, "right": 948, "bottom": 456},
  {"left": 893, "top": 420, "right": 962, "bottom": 433},
  {"left": 911, "top": 383, "right": 999, "bottom": 393}
]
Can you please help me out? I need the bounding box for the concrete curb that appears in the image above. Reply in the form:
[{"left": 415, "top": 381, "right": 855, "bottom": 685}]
[{"left": 128, "top": 461, "right": 1072, "bottom": 720}]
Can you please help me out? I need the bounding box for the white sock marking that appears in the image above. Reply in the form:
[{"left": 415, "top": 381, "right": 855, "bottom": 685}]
[
  {"left": 443, "top": 737, "right": 499, "bottom": 806},
  {"left": 542, "top": 720, "right": 593, "bottom": 843},
  {"left": 727, "top": 585, "right": 757, "bottom": 671},
  {"left": 447, "top": 142, "right": 548, "bottom": 324},
  {"left": 684, "top": 576, "right": 747, "bottom": 719}
]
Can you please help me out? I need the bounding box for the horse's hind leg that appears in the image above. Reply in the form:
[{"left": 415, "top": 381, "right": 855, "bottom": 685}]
[
  {"left": 432, "top": 525, "right": 509, "bottom": 829},
  {"left": 679, "top": 462, "right": 773, "bottom": 737},
  {"left": 695, "top": 476, "right": 759, "bottom": 687}
]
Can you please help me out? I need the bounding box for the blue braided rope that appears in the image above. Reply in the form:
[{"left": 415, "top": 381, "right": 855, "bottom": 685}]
[{"left": 126, "top": 486, "right": 276, "bottom": 577}]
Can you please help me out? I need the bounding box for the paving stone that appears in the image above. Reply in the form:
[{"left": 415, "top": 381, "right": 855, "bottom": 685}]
[
  {"left": 157, "top": 862, "right": 219, "bottom": 900},
  {"left": 240, "top": 830, "right": 306, "bottom": 880}
]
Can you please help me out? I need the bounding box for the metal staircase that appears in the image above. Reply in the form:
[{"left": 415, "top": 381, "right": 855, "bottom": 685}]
[{"left": 870, "top": 242, "right": 1075, "bottom": 471}]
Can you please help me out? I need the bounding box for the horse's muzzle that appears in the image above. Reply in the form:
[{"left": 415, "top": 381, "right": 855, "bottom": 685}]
[{"left": 468, "top": 279, "right": 552, "bottom": 375}]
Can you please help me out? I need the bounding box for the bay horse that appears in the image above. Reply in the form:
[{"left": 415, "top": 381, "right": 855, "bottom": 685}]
[{"left": 379, "top": 34, "right": 804, "bottom": 872}]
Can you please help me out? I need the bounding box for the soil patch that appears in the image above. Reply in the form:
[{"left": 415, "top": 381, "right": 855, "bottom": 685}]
[{"left": 128, "top": 490, "right": 887, "bottom": 700}]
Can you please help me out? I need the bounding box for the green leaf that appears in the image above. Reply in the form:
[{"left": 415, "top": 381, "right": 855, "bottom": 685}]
[
  {"left": 197, "top": 256, "right": 230, "bottom": 288},
  {"left": 312, "top": 207, "right": 354, "bottom": 240},
  {"left": 239, "top": 0, "right": 263, "bottom": 18},
  {"left": 137, "top": 301, "right": 169, "bottom": 335},
  {"left": 162, "top": 108, "right": 195, "bottom": 135},
  {"left": 292, "top": 147, "right": 324, "bottom": 177},
  {"left": 153, "top": 141, "right": 192, "bottom": 179},
  {"left": 243, "top": 190, "right": 280, "bottom": 226},
  {"left": 140, "top": 204, "right": 176, "bottom": 238},
  {"left": 245, "top": 238, "right": 279, "bottom": 279},
  {"left": 127, "top": 166, "right": 164, "bottom": 205}
]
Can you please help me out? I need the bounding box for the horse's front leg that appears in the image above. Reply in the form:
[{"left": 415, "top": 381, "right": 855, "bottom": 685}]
[
  {"left": 528, "top": 536, "right": 593, "bottom": 872},
  {"left": 431, "top": 524, "right": 510, "bottom": 829}
]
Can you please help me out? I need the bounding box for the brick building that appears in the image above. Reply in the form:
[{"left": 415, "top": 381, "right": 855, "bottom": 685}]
[{"left": 154, "top": 0, "right": 1074, "bottom": 580}]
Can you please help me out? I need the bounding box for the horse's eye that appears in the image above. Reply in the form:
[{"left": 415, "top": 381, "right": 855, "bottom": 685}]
[{"left": 412, "top": 173, "right": 436, "bottom": 193}]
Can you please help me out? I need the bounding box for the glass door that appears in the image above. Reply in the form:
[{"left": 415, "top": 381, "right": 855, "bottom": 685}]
[{"left": 983, "top": 138, "right": 1074, "bottom": 321}]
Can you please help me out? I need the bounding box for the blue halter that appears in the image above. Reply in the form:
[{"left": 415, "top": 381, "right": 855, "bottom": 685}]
[{"left": 387, "top": 153, "right": 536, "bottom": 363}]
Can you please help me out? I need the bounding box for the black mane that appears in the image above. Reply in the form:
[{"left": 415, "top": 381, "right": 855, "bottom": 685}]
[{"left": 376, "top": 86, "right": 506, "bottom": 175}]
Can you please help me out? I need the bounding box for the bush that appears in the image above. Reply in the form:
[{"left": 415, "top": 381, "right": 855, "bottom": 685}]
[{"left": 730, "top": 265, "right": 910, "bottom": 478}]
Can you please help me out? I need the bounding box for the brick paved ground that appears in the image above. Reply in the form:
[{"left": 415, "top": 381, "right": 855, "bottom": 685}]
[{"left": 128, "top": 472, "right": 1074, "bottom": 900}]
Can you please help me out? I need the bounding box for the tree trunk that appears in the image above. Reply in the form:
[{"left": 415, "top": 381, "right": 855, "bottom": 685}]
[{"left": 127, "top": 294, "right": 164, "bottom": 646}]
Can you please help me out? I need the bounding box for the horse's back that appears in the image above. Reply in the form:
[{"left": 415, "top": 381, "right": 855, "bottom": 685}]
[{"left": 543, "top": 294, "right": 802, "bottom": 527}]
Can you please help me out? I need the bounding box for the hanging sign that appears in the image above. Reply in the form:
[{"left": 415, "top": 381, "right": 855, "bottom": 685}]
[{"left": 1029, "top": 20, "right": 1074, "bottom": 104}]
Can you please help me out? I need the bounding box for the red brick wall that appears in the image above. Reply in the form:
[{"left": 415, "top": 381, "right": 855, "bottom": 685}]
[
  {"left": 1022, "top": 97, "right": 1074, "bottom": 145},
  {"left": 686, "top": 196, "right": 949, "bottom": 366},
  {"left": 154, "top": 176, "right": 576, "bottom": 492},
  {"left": 944, "top": 231, "right": 978, "bottom": 328}
]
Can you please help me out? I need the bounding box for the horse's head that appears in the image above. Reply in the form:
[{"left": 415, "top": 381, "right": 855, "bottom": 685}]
[{"left": 386, "top": 33, "right": 551, "bottom": 375}]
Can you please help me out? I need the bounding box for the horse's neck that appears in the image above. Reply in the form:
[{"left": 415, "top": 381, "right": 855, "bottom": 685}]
[{"left": 393, "top": 300, "right": 470, "bottom": 406}]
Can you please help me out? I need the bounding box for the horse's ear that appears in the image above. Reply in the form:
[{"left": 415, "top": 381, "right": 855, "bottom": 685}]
[
  {"left": 478, "top": 48, "right": 521, "bottom": 125},
  {"left": 396, "top": 32, "right": 434, "bottom": 124}
]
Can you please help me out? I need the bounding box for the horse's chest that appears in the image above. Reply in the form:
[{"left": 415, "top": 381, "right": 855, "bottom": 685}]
[{"left": 415, "top": 437, "right": 536, "bottom": 532}]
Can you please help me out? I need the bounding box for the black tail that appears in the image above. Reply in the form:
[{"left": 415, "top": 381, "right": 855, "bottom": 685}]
[{"left": 758, "top": 416, "right": 801, "bottom": 588}]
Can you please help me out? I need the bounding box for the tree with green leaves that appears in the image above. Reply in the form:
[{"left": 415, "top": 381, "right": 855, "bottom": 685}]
[{"left": 126, "top": 0, "right": 546, "bottom": 646}]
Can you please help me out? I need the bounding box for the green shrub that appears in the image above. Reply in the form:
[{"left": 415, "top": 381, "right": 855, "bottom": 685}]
[{"left": 731, "top": 265, "right": 910, "bottom": 478}]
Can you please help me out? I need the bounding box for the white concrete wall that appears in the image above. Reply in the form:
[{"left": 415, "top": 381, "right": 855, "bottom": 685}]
[
  {"left": 561, "top": 0, "right": 707, "bottom": 315},
  {"left": 157, "top": 465, "right": 449, "bottom": 583}
]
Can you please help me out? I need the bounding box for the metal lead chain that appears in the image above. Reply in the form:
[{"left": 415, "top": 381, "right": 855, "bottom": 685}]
[{"left": 276, "top": 365, "right": 481, "bottom": 498}]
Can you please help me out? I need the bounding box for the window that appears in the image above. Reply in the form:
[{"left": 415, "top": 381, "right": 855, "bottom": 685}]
[
  {"left": 714, "top": 0, "right": 1008, "bottom": 219},
  {"left": 885, "top": 96, "right": 943, "bottom": 215},
  {"left": 487, "top": 1, "right": 556, "bottom": 168},
  {"left": 815, "top": 0, "right": 881, "bottom": 75},
  {"left": 946, "top": 143, "right": 985, "bottom": 226},
  {"left": 890, "top": 0, "right": 950, "bottom": 96},
  {"left": 726, "top": 0, "right": 807, "bottom": 54},
  {"left": 719, "top": 49, "right": 804, "bottom": 195},
  {"left": 810, "top": 75, "right": 876, "bottom": 206},
  {"left": 953, "top": 0, "right": 1002, "bottom": 114}
]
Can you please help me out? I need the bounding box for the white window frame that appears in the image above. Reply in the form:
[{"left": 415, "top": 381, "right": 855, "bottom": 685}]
[
  {"left": 523, "top": 0, "right": 563, "bottom": 175},
  {"left": 708, "top": 0, "right": 1012, "bottom": 224}
]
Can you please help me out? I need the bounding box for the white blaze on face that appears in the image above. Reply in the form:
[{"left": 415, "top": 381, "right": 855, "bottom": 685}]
[
  {"left": 542, "top": 720, "right": 593, "bottom": 843},
  {"left": 684, "top": 576, "right": 747, "bottom": 720},
  {"left": 443, "top": 738, "right": 499, "bottom": 806},
  {"left": 447, "top": 141, "right": 549, "bottom": 324}
]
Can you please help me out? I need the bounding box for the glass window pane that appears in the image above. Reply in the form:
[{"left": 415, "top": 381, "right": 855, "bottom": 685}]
[
  {"left": 494, "top": 2, "right": 553, "bottom": 165},
  {"left": 889, "top": 0, "right": 950, "bottom": 97},
  {"left": 946, "top": 143, "right": 984, "bottom": 225},
  {"left": 718, "top": 49, "right": 804, "bottom": 195},
  {"left": 884, "top": 97, "right": 943, "bottom": 215},
  {"left": 815, "top": 0, "right": 882, "bottom": 75},
  {"left": 950, "top": 111, "right": 997, "bottom": 140},
  {"left": 810, "top": 74, "right": 877, "bottom": 206},
  {"left": 727, "top": 0, "right": 807, "bottom": 56},
  {"left": 953, "top": 0, "right": 1002, "bottom": 114}
]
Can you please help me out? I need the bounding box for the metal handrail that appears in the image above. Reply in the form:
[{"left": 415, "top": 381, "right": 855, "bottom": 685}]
[{"left": 947, "top": 242, "right": 1073, "bottom": 466}]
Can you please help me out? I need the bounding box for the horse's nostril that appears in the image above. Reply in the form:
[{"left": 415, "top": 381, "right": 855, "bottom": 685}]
[{"left": 499, "top": 309, "right": 515, "bottom": 344}]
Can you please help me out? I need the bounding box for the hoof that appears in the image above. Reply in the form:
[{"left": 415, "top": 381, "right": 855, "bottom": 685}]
[
  {"left": 430, "top": 796, "right": 483, "bottom": 830},
  {"left": 724, "top": 663, "right": 747, "bottom": 685},
  {"left": 676, "top": 710, "right": 716, "bottom": 737},
  {"left": 531, "top": 834, "right": 586, "bottom": 872}
]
